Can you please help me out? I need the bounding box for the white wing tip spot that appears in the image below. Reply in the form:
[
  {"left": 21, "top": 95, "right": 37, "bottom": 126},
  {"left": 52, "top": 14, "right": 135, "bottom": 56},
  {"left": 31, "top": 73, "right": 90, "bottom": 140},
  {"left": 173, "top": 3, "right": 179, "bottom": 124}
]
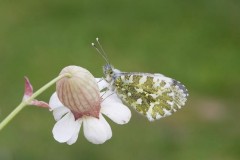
[
  {"left": 139, "top": 76, "right": 147, "bottom": 85},
  {"left": 136, "top": 98, "right": 142, "bottom": 105},
  {"left": 163, "top": 109, "right": 172, "bottom": 117}
]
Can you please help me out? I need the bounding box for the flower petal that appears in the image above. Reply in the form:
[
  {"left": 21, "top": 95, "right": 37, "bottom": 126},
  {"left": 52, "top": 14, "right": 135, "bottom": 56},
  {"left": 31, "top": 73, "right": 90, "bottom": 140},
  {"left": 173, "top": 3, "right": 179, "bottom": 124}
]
[
  {"left": 99, "top": 114, "right": 112, "bottom": 140},
  {"left": 52, "top": 107, "right": 70, "bottom": 121},
  {"left": 49, "top": 92, "right": 64, "bottom": 110},
  {"left": 83, "top": 114, "right": 112, "bottom": 144},
  {"left": 52, "top": 112, "right": 81, "bottom": 143},
  {"left": 101, "top": 100, "right": 131, "bottom": 124},
  {"left": 67, "top": 119, "right": 82, "bottom": 145},
  {"left": 101, "top": 90, "right": 122, "bottom": 103},
  {"left": 95, "top": 78, "right": 109, "bottom": 91}
]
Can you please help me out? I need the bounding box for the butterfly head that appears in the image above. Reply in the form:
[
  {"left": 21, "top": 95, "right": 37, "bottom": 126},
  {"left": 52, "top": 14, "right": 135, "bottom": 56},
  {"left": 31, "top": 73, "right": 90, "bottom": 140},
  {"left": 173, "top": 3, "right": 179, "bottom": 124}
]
[{"left": 103, "top": 64, "right": 114, "bottom": 82}]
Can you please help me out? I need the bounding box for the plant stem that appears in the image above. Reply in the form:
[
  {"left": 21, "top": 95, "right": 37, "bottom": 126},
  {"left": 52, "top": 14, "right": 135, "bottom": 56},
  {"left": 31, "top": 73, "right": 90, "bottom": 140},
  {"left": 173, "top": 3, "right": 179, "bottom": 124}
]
[
  {"left": 0, "top": 102, "right": 27, "bottom": 131},
  {"left": 0, "top": 73, "right": 71, "bottom": 131}
]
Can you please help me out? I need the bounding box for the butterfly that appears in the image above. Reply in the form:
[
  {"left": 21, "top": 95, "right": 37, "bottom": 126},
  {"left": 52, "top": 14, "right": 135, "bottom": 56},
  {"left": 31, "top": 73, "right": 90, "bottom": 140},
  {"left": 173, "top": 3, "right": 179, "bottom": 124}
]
[{"left": 92, "top": 38, "right": 189, "bottom": 121}]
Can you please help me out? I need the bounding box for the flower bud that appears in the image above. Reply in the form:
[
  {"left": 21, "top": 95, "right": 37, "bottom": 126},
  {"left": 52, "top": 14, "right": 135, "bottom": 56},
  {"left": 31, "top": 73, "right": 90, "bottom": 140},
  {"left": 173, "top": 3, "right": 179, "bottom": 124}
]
[{"left": 56, "top": 66, "right": 101, "bottom": 119}]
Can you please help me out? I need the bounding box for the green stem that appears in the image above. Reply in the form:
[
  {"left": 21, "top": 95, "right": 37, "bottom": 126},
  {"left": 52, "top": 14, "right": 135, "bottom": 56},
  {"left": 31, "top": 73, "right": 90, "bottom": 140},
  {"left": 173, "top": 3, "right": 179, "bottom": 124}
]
[{"left": 0, "top": 73, "right": 71, "bottom": 131}]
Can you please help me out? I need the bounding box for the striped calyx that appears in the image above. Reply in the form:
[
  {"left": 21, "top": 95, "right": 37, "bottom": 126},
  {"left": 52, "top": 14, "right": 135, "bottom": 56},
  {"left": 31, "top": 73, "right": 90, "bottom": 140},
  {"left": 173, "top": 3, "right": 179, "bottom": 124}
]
[{"left": 56, "top": 66, "right": 101, "bottom": 119}]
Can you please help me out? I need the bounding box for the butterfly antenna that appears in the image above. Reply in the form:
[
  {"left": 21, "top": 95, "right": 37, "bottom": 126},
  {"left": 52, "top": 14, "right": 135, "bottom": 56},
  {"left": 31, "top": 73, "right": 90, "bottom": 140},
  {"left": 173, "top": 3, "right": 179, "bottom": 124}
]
[
  {"left": 96, "top": 37, "right": 109, "bottom": 63},
  {"left": 91, "top": 42, "right": 109, "bottom": 64}
]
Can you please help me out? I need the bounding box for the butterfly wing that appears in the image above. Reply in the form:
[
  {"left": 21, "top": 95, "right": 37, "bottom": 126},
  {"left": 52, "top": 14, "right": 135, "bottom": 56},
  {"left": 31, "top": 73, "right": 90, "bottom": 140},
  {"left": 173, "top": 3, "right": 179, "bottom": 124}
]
[{"left": 113, "top": 72, "right": 188, "bottom": 121}]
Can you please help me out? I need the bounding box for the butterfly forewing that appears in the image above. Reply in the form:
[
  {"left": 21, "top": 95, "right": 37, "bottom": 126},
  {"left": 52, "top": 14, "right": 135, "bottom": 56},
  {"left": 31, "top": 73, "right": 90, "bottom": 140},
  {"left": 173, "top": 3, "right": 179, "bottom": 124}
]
[{"left": 113, "top": 73, "right": 188, "bottom": 121}]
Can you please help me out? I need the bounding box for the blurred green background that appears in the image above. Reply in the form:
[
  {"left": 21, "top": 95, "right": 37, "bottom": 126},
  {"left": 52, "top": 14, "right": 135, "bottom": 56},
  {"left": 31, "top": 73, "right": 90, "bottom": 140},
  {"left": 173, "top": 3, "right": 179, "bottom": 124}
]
[{"left": 0, "top": 0, "right": 240, "bottom": 159}]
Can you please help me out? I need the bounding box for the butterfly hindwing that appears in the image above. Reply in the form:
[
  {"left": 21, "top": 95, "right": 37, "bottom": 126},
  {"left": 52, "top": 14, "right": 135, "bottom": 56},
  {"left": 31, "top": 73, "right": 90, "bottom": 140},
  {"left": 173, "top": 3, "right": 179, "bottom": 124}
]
[{"left": 113, "top": 73, "right": 188, "bottom": 121}]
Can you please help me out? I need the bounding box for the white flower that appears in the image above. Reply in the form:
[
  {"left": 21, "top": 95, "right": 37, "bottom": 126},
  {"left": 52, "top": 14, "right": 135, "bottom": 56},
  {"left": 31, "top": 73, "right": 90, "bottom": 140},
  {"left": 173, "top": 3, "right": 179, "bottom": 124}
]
[{"left": 49, "top": 78, "right": 131, "bottom": 145}]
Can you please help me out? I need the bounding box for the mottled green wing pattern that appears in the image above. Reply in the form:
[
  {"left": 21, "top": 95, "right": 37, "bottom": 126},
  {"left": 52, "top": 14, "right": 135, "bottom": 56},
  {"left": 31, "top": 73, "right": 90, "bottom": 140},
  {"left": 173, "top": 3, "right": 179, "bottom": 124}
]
[{"left": 113, "top": 73, "right": 188, "bottom": 121}]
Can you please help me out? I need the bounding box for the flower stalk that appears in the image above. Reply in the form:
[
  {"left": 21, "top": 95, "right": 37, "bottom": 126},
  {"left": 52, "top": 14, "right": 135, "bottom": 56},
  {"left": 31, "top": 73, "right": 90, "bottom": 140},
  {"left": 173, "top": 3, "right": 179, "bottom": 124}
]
[{"left": 0, "top": 73, "right": 72, "bottom": 131}]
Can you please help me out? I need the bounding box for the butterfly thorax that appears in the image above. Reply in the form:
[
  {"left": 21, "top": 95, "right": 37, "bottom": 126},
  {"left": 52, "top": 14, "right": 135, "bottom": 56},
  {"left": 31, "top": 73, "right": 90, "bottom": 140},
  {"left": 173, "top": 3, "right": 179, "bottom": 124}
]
[{"left": 103, "top": 64, "right": 121, "bottom": 84}]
